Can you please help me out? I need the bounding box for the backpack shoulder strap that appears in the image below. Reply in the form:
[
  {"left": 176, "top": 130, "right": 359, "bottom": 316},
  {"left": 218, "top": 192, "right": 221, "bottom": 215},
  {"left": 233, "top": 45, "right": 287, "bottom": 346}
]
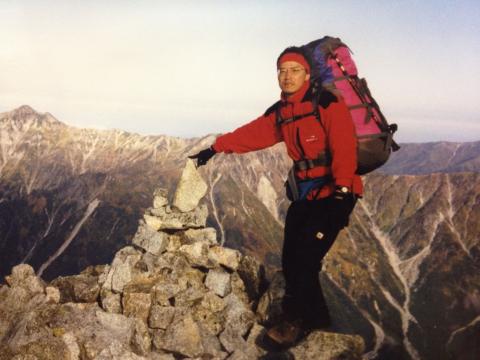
[
  {"left": 264, "top": 100, "right": 281, "bottom": 117},
  {"left": 310, "top": 86, "right": 339, "bottom": 132}
]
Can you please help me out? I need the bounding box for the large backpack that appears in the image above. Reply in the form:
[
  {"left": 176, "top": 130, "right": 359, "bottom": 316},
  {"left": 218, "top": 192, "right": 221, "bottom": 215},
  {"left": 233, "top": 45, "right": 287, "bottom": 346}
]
[{"left": 302, "top": 36, "right": 400, "bottom": 175}]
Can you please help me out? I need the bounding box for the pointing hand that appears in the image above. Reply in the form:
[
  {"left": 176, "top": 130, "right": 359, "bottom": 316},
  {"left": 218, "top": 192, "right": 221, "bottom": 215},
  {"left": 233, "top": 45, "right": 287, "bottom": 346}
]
[{"left": 188, "top": 146, "right": 217, "bottom": 167}]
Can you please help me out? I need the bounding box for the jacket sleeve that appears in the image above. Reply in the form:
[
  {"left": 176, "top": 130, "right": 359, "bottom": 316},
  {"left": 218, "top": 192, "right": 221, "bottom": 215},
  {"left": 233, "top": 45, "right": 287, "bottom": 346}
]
[
  {"left": 322, "top": 99, "right": 357, "bottom": 188},
  {"left": 212, "top": 112, "right": 283, "bottom": 154}
]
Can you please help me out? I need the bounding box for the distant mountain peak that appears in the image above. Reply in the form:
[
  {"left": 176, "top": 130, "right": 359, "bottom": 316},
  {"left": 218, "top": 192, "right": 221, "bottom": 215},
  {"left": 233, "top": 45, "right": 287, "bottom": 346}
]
[
  {"left": 14, "top": 104, "right": 38, "bottom": 115},
  {"left": 2, "top": 105, "right": 63, "bottom": 128}
]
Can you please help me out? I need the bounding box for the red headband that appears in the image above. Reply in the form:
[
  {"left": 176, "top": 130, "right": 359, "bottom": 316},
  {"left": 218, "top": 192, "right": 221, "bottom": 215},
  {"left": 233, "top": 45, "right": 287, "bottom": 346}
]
[{"left": 278, "top": 53, "right": 310, "bottom": 74}]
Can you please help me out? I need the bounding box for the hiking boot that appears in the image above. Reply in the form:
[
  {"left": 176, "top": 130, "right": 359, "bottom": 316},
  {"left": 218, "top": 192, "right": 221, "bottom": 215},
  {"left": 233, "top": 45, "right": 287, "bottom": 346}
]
[{"left": 265, "top": 319, "right": 306, "bottom": 348}]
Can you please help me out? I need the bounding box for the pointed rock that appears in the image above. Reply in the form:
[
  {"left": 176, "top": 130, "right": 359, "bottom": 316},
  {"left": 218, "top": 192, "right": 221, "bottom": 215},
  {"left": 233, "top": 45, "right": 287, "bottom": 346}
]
[{"left": 172, "top": 159, "right": 208, "bottom": 212}]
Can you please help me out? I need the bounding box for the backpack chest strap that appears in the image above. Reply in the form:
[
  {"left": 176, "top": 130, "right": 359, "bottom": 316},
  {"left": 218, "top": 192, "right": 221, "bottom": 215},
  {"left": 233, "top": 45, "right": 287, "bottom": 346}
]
[
  {"left": 275, "top": 107, "right": 316, "bottom": 127},
  {"left": 294, "top": 151, "right": 332, "bottom": 171}
]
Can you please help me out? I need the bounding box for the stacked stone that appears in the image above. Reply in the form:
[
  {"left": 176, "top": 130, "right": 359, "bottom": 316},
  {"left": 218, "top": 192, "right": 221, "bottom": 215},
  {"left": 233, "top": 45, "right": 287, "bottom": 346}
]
[
  {"left": 0, "top": 159, "right": 365, "bottom": 360},
  {"left": 91, "top": 159, "right": 268, "bottom": 359}
]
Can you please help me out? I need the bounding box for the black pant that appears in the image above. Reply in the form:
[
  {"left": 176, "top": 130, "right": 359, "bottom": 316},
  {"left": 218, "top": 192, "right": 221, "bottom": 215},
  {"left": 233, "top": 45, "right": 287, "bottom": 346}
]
[{"left": 281, "top": 196, "right": 355, "bottom": 329}]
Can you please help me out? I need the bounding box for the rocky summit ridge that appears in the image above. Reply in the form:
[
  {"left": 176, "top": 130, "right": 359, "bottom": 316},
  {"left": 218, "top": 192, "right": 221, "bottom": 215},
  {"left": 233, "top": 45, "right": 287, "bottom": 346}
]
[{"left": 0, "top": 161, "right": 364, "bottom": 360}]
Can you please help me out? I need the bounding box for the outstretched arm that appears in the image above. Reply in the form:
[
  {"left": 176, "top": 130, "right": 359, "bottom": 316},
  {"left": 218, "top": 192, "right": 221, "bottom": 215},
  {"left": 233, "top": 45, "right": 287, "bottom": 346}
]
[{"left": 213, "top": 112, "right": 282, "bottom": 154}]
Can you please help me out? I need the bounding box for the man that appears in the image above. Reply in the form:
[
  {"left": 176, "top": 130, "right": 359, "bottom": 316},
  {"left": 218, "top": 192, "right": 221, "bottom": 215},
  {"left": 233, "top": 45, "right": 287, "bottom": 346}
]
[{"left": 190, "top": 47, "right": 362, "bottom": 347}]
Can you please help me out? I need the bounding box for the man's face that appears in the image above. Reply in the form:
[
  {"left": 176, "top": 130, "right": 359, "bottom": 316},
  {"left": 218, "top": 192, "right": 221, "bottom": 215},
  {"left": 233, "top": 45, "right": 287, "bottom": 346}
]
[{"left": 277, "top": 60, "right": 310, "bottom": 96}]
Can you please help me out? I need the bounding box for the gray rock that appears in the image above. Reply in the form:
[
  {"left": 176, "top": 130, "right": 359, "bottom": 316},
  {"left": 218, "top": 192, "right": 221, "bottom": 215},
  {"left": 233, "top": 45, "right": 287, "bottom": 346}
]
[
  {"left": 153, "top": 188, "right": 169, "bottom": 209},
  {"left": 0, "top": 274, "right": 48, "bottom": 344},
  {"left": 97, "top": 265, "right": 111, "bottom": 286},
  {"left": 144, "top": 205, "right": 208, "bottom": 231},
  {"left": 5, "top": 263, "right": 44, "bottom": 295},
  {"left": 289, "top": 330, "right": 365, "bottom": 360},
  {"left": 152, "top": 282, "right": 183, "bottom": 306},
  {"left": 237, "top": 255, "right": 266, "bottom": 302},
  {"left": 102, "top": 246, "right": 142, "bottom": 293},
  {"left": 131, "top": 319, "right": 151, "bottom": 356},
  {"left": 93, "top": 339, "right": 147, "bottom": 359},
  {"left": 62, "top": 332, "right": 81, "bottom": 360},
  {"left": 50, "top": 274, "right": 100, "bottom": 303},
  {"left": 165, "top": 234, "right": 182, "bottom": 253},
  {"left": 172, "top": 159, "right": 208, "bottom": 212},
  {"left": 219, "top": 326, "right": 248, "bottom": 354},
  {"left": 199, "top": 291, "right": 226, "bottom": 313},
  {"left": 132, "top": 225, "right": 169, "bottom": 256},
  {"left": 143, "top": 214, "right": 165, "bottom": 231},
  {"left": 151, "top": 329, "right": 166, "bottom": 352},
  {"left": 11, "top": 355, "right": 39, "bottom": 360},
  {"left": 182, "top": 228, "right": 218, "bottom": 245},
  {"left": 175, "top": 286, "right": 208, "bottom": 308},
  {"left": 175, "top": 267, "right": 205, "bottom": 291},
  {"left": 198, "top": 323, "right": 227, "bottom": 359},
  {"left": 148, "top": 305, "right": 175, "bottom": 329},
  {"left": 190, "top": 291, "right": 226, "bottom": 336},
  {"left": 246, "top": 323, "right": 267, "bottom": 357},
  {"left": 45, "top": 286, "right": 61, "bottom": 304},
  {"left": 226, "top": 347, "right": 259, "bottom": 360},
  {"left": 179, "top": 241, "right": 211, "bottom": 268},
  {"left": 160, "top": 313, "right": 204, "bottom": 358},
  {"left": 148, "top": 206, "right": 171, "bottom": 218},
  {"left": 223, "top": 293, "right": 255, "bottom": 337},
  {"left": 5, "top": 263, "right": 35, "bottom": 286},
  {"left": 208, "top": 246, "right": 242, "bottom": 271},
  {"left": 136, "top": 253, "right": 158, "bottom": 274},
  {"left": 205, "top": 269, "right": 231, "bottom": 298},
  {"left": 100, "top": 290, "right": 122, "bottom": 313},
  {"left": 148, "top": 353, "right": 175, "bottom": 360},
  {"left": 3, "top": 301, "right": 137, "bottom": 360},
  {"left": 256, "top": 271, "right": 285, "bottom": 325},
  {"left": 95, "top": 310, "right": 135, "bottom": 339},
  {"left": 230, "top": 273, "right": 250, "bottom": 306},
  {"left": 122, "top": 291, "right": 152, "bottom": 323},
  {"left": 70, "top": 309, "right": 136, "bottom": 359}
]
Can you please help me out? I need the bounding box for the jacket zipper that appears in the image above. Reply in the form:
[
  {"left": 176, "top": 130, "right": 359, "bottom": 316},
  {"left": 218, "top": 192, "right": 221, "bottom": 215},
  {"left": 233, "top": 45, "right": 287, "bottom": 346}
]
[{"left": 296, "top": 127, "right": 306, "bottom": 159}]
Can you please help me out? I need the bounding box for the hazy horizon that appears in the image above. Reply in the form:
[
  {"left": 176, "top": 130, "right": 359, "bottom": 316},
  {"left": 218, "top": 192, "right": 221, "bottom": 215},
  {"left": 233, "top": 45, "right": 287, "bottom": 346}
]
[{"left": 1, "top": 1, "right": 479, "bottom": 143}]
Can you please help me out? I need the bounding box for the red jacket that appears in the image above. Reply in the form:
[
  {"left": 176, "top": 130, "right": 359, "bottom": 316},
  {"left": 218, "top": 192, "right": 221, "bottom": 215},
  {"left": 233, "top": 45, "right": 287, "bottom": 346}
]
[{"left": 213, "top": 82, "right": 363, "bottom": 198}]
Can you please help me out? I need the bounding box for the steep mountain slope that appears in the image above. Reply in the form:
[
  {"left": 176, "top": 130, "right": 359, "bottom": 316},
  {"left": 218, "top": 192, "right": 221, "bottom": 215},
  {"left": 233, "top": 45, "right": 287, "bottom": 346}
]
[
  {"left": 378, "top": 141, "right": 480, "bottom": 175},
  {"left": 360, "top": 173, "right": 480, "bottom": 359},
  {"left": 1, "top": 105, "right": 479, "bottom": 359},
  {"left": 0, "top": 106, "right": 288, "bottom": 281}
]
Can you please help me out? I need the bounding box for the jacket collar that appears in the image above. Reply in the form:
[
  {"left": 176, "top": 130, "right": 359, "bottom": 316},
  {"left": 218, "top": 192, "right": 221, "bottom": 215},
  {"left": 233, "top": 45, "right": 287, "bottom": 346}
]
[{"left": 281, "top": 81, "right": 311, "bottom": 104}]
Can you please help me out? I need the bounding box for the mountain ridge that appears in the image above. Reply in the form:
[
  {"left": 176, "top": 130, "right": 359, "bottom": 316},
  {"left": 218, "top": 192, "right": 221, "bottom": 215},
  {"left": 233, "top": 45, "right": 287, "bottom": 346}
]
[{"left": 1, "top": 105, "right": 479, "bottom": 359}]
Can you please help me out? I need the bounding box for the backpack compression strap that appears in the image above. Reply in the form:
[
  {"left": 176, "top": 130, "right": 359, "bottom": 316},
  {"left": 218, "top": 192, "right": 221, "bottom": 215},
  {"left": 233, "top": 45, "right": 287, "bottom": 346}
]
[{"left": 328, "top": 51, "right": 400, "bottom": 152}]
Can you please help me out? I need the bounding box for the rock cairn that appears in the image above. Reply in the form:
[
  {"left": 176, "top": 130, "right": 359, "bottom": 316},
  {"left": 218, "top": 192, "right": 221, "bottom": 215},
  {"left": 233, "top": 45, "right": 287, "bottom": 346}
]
[{"left": 0, "top": 159, "right": 365, "bottom": 360}]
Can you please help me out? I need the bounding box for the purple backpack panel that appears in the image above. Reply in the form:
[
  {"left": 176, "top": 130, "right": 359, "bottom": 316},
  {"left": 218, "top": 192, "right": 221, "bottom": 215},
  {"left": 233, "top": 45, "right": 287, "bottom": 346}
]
[
  {"left": 327, "top": 46, "right": 381, "bottom": 136},
  {"left": 301, "top": 36, "right": 399, "bottom": 174}
]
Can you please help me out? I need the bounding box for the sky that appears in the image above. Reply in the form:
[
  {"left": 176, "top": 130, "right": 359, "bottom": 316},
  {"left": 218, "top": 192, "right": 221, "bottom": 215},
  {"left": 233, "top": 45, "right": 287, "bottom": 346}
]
[{"left": 1, "top": 0, "right": 479, "bottom": 143}]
